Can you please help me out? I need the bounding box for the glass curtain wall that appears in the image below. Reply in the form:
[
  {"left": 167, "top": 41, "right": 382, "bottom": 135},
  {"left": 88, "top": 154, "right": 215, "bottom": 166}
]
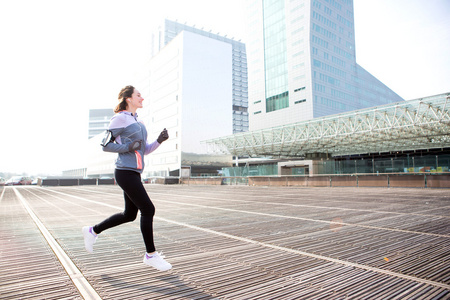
[
  {"left": 328, "top": 154, "right": 450, "bottom": 174},
  {"left": 220, "top": 154, "right": 450, "bottom": 176},
  {"left": 222, "top": 164, "right": 278, "bottom": 177},
  {"left": 263, "top": 0, "right": 289, "bottom": 112}
]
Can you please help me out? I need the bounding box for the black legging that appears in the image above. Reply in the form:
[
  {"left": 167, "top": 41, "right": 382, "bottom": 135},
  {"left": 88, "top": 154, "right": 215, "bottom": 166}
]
[{"left": 93, "top": 169, "right": 156, "bottom": 253}]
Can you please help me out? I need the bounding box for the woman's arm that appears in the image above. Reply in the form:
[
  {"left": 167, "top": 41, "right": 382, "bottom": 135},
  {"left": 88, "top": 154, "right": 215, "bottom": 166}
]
[
  {"left": 101, "top": 114, "right": 134, "bottom": 153},
  {"left": 144, "top": 129, "right": 168, "bottom": 155},
  {"left": 144, "top": 140, "right": 160, "bottom": 155}
]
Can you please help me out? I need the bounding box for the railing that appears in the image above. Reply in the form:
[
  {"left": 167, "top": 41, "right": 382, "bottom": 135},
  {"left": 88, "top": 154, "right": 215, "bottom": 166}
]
[{"left": 180, "top": 173, "right": 450, "bottom": 188}]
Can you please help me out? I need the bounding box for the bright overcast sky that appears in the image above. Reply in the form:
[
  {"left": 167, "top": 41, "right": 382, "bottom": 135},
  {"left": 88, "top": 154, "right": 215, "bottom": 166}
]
[{"left": 0, "top": 0, "right": 449, "bottom": 175}]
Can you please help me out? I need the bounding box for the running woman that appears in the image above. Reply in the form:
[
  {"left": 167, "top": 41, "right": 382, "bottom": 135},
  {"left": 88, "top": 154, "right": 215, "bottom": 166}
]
[{"left": 82, "top": 85, "right": 172, "bottom": 271}]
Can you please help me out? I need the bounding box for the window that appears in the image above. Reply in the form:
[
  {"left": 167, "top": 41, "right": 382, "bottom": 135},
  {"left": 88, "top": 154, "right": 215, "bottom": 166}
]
[
  {"left": 314, "top": 83, "right": 326, "bottom": 92},
  {"left": 233, "top": 105, "right": 248, "bottom": 112},
  {"left": 266, "top": 91, "right": 289, "bottom": 113}
]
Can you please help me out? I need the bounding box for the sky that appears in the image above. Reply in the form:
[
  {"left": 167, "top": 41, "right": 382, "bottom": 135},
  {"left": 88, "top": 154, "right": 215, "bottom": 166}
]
[{"left": 0, "top": 0, "right": 449, "bottom": 175}]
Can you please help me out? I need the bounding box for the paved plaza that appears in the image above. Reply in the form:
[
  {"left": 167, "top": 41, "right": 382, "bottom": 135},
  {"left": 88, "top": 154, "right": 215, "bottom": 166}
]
[{"left": 1, "top": 185, "right": 449, "bottom": 299}]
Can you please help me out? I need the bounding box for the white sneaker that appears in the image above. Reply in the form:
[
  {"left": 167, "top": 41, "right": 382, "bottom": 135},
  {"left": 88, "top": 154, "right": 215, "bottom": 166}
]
[
  {"left": 143, "top": 252, "right": 172, "bottom": 271},
  {"left": 82, "top": 226, "right": 97, "bottom": 253}
]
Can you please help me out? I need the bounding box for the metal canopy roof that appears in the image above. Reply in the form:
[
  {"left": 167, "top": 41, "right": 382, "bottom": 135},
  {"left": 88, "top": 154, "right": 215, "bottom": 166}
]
[{"left": 204, "top": 93, "right": 450, "bottom": 157}]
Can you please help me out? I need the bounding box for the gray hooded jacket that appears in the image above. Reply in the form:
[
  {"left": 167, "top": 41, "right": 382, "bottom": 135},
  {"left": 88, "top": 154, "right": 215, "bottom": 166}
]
[{"left": 102, "top": 111, "right": 160, "bottom": 173}]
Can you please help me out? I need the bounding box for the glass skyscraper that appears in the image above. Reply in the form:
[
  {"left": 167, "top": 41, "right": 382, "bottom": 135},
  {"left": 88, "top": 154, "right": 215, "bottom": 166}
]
[{"left": 246, "top": 0, "right": 404, "bottom": 130}]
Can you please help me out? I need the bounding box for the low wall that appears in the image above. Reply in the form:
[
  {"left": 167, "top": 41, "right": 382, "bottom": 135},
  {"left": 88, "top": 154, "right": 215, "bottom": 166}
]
[
  {"left": 286, "top": 177, "right": 307, "bottom": 187},
  {"left": 182, "top": 178, "right": 221, "bottom": 185},
  {"left": 79, "top": 179, "right": 97, "bottom": 185},
  {"left": 180, "top": 177, "right": 248, "bottom": 185},
  {"left": 427, "top": 175, "right": 450, "bottom": 188},
  {"left": 247, "top": 177, "right": 271, "bottom": 186},
  {"left": 357, "top": 175, "right": 389, "bottom": 187},
  {"left": 249, "top": 176, "right": 331, "bottom": 187},
  {"left": 145, "top": 177, "right": 180, "bottom": 184},
  {"left": 331, "top": 176, "right": 358, "bottom": 187},
  {"left": 40, "top": 174, "right": 448, "bottom": 188},
  {"left": 389, "top": 175, "right": 425, "bottom": 188},
  {"left": 58, "top": 179, "right": 79, "bottom": 186},
  {"left": 98, "top": 178, "right": 115, "bottom": 185},
  {"left": 41, "top": 179, "right": 60, "bottom": 186},
  {"left": 308, "top": 176, "right": 330, "bottom": 187},
  {"left": 247, "top": 174, "right": 450, "bottom": 188},
  {"left": 40, "top": 177, "right": 180, "bottom": 187},
  {"left": 40, "top": 178, "right": 115, "bottom": 186}
]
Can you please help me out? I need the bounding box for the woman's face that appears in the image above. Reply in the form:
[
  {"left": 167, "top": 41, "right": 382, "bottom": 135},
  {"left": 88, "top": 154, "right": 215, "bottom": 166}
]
[{"left": 127, "top": 89, "right": 144, "bottom": 109}]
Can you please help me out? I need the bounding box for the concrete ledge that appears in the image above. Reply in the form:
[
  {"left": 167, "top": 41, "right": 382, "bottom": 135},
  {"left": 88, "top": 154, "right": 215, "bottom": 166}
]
[
  {"left": 180, "top": 174, "right": 449, "bottom": 188},
  {"left": 79, "top": 179, "right": 97, "bottom": 185},
  {"left": 249, "top": 176, "right": 331, "bottom": 187},
  {"left": 146, "top": 177, "right": 180, "bottom": 184},
  {"left": 248, "top": 177, "right": 287, "bottom": 186},
  {"left": 248, "top": 177, "right": 270, "bottom": 186},
  {"left": 268, "top": 177, "right": 287, "bottom": 186},
  {"left": 427, "top": 175, "right": 450, "bottom": 188},
  {"left": 286, "top": 177, "right": 308, "bottom": 187},
  {"left": 188, "top": 178, "right": 222, "bottom": 185},
  {"left": 40, "top": 178, "right": 116, "bottom": 186},
  {"left": 164, "top": 177, "right": 180, "bottom": 184},
  {"left": 308, "top": 176, "right": 330, "bottom": 187},
  {"left": 389, "top": 175, "right": 425, "bottom": 188},
  {"left": 98, "top": 178, "right": 115, "bottom": 185},
  {"left": 358, "top": 175, "right": 389, "bottom": 187},
  {"left": 58, "top": 179, "right": 79, "bottom": 186},
  {"left": 41, "top": 179, "right": 59, "bottom": 186},
  {"left": 331, "top": 176, "right": 358, "bottom": 187}
]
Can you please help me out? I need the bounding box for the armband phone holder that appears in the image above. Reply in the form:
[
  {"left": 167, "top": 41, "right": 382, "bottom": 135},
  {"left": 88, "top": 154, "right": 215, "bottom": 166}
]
[{"left": 100, "top": 130, "right": 115, "bottom": 147}]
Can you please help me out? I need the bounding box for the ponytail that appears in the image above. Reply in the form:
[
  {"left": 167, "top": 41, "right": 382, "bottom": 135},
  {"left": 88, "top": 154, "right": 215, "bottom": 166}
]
[{"left": 114, "top": 85, "right": 135, "bottom": 113}]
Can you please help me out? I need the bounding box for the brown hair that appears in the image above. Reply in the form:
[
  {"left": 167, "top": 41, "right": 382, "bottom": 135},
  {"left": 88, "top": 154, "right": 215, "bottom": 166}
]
[{"left": 114, "top": 85, "right": 135, "bottom": 113}]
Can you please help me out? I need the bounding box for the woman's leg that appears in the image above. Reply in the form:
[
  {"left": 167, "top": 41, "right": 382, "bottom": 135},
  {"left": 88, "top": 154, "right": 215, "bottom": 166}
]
[
  {"left": 97, "top": 169, "right": 156, "bottom": 253},
  {"left": 93, "top": 191, "right": 139, "bottom": 234},
  {"left": 85, "top": 169, "right": 170, "bottom": 270}
]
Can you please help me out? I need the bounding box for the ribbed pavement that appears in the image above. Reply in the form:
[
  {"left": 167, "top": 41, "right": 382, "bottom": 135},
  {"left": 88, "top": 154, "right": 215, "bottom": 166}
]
[{"left": 1, "top": 185, "right": 449, "bottom": 299}]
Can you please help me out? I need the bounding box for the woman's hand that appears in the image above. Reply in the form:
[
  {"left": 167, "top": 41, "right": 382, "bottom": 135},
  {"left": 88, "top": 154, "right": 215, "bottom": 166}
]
[
  {"left": 128, "top": 140, "right": 142, "bottom": 151},
  {"left": 157, "top": 128, "right": 169, "bottom": 143}
]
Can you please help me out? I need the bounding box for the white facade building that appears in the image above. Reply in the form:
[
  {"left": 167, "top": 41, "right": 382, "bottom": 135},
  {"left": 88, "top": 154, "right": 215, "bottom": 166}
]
[
  {"left": 88, "top": 109, "right": 114, "bottom": 139},
  {"left": 152, "top": 19, "right": 249, "bottom": 134},
  {"left": 246, "top": 0, "right": 404, "bottom": 131},
  {"left": 85, "top": 133, "right": 116, "bottom": 177},
  {"left": 86, "top": 109, "right": 116, "bottom": 177},
  {"left": 141, "top": 30, "right": 234, "bottom": 177},
  {"left": 85, "top": 26, "right": 238, "bottom": 178}
]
